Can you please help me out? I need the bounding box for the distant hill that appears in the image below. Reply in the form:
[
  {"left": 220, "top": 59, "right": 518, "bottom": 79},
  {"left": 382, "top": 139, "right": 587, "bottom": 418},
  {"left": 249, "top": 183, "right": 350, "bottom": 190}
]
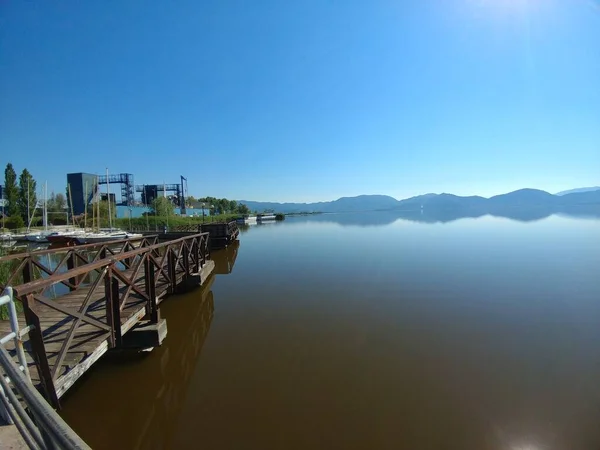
[
  {"left": 239, "top": 188, "right": 600, "bottom": 214},
  {"left": 238, "top": 195, "right": 400, "bottom": 214},
  {"left": 555, "top": 187, "right": 600, "bottom": 196},
  {"left": 558, "top": 189, "right": 600, "bottom": 205}
]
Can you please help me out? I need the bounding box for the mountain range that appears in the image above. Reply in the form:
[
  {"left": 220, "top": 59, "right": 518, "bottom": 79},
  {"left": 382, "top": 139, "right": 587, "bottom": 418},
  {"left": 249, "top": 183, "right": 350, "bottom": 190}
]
[
  {"left": 239, "top": 187, "right": 600, "bottom": 214},
  {"left": 555, "top": 186, "right": 600, "bottom": 196}
]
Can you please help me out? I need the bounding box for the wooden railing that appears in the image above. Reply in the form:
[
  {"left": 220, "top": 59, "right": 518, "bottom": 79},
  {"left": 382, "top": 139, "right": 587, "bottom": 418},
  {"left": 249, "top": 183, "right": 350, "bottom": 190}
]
[
  {"left": 0, "top": 235, "right": 159, "bottom": 292},
  {"left": 9, "top": 233, "right": 210, "bottom": 407}
]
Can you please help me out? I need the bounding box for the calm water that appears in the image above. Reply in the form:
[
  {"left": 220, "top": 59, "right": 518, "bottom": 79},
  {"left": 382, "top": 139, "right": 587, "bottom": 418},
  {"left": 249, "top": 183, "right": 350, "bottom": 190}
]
[{"left": 60, "top": 212, "right": 600, "bottom": 450}]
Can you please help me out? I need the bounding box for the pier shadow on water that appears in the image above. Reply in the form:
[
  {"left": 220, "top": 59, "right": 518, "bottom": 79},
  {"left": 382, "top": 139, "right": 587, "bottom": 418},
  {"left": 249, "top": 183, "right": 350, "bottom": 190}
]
[{"left": 59, "top": 243, "right": 239, "bottom": 450}]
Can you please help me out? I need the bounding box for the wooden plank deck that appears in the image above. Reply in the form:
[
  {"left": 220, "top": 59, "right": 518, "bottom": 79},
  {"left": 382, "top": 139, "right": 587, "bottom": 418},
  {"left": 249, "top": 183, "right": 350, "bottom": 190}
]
[{"left": 0, "top": 237, "right": 215, "bottom": 404}]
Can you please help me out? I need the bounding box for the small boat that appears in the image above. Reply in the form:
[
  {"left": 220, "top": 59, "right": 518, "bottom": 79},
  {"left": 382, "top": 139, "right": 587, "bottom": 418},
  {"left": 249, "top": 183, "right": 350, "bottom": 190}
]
[
  {"left": 257, "top": 214, "right": 276, "bottom": 222},
  {"left": 25, "top": 234, "right": 47, "bottom": 243},
  {"left": 75, "top": 231, "right": 142, "bottom": 245},
  {"left": 0, "top": 233, "right": 14, "bottom": 242},
  {"left": 0, "top": 240, "right": 16, "bottom": 249},
  {"left": 46, "top": 230, "right": 86, "bottom": 245},
  {"left": 6, "top": 233, "right": 28, "bottom": 242}
]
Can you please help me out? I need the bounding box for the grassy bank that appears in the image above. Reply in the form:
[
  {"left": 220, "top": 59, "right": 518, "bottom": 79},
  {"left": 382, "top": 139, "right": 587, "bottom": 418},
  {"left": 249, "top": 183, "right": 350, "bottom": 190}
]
[{"left": 114, "top": 213, "right": 241, "bottom": 230}]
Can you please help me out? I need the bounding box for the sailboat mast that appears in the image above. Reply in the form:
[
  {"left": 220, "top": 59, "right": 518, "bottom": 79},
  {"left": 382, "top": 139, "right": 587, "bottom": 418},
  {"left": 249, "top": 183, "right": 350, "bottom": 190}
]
[
  {"left": 43, "top": 181, "right": 48, "bottom": 230},
  {"left": 27, "top": 178, "right": 30, "bottom": 232},
  {"left": 106, "top": 168, "right": 113, "bottom": 230},
  {"left": 84, "top": 181, "right": 88, "bottom": 230},
  {"left": 96, "top": 177, "right": 100, "bottom": 232}
]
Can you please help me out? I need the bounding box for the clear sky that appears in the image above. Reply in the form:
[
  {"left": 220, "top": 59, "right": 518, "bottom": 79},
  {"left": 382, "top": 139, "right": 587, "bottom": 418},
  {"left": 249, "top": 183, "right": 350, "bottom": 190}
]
[{"left": 1, "top": 0, "right": 599, "bottom": 203}]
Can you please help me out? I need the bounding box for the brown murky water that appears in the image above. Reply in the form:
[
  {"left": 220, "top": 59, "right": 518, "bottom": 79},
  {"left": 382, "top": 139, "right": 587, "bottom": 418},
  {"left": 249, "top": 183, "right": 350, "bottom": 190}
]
[{"left": 60, "top": 213, "right": 600, "bottom": 450}]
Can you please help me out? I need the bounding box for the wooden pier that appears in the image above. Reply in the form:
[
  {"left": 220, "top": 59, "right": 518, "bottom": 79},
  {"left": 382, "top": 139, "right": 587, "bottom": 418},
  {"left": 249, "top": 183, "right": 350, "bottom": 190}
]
[
  {"left": 0, "top": 233, "right": 214, "bottom": 409},
  {"left": 164, "top": 220, "right": 240, "bottom": 249}
]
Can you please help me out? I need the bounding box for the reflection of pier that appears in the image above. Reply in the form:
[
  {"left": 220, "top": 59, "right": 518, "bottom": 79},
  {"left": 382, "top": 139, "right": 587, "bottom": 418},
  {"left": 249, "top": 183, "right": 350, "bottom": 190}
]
[
  {"left": 60, "top": 245, "right": 239, "bottom": 449},
  {"left": 62, "top": 279, "right": 215, "bottom": 450},
  {"left": 213, "top": 240, "right": 239, "bottom": 275}
]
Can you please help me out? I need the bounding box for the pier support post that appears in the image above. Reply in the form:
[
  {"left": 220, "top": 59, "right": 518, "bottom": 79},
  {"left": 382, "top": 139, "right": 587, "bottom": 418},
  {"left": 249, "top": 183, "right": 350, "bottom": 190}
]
[
  {"left": 144, "top": 257, "right": 158, "bottom": 323},
  {"left": 105, "top": 270, "right": 122, "bottom": 348},
  {"left": 121, "top": 318, "right": 168, "bottom": 350},
  {"left": 167, "top": 249, "right": 176, "bottom": 294},
  {"left": 22, "top": 294, "right": 60, "bottom": 409}
]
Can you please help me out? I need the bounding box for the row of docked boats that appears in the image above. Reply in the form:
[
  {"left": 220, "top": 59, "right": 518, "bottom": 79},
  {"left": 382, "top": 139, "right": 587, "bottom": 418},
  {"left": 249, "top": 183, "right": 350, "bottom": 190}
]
[{"left": 1, "top": 228, "right": 142, "bottom": 246}]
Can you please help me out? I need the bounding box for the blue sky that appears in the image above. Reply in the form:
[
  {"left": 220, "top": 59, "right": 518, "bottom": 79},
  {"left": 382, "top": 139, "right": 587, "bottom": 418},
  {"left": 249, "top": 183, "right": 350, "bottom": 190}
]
[{"left": 1, "top": 0, "right": 599, "bottom": 203}]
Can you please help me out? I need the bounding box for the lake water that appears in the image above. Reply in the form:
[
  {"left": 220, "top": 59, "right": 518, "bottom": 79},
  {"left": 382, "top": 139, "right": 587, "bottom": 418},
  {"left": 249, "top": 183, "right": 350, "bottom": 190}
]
[{"left": 60, "top": 212, "right": 600, "bottom": 450}]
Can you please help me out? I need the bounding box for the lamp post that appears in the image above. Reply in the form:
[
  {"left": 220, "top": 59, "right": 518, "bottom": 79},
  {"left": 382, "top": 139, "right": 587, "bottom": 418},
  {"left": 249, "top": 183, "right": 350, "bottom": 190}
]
[{"left": 201, "top": 203, "right": 205, "bottom": 223}]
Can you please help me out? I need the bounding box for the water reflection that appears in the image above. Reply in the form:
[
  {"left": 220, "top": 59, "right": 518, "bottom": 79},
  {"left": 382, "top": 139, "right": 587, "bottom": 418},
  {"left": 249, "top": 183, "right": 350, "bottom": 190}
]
[
  {"left": 59, "top": 247, "right": 237, "bottom": 450},
  {"left": 213, "top": 240, "right": 239, "bottom": 275},
  {"left": 57, "top": 216, "right": 600, "bottom": 450},
  {"left": 287, "top": 206, "right": 600, "bottom": 227}
]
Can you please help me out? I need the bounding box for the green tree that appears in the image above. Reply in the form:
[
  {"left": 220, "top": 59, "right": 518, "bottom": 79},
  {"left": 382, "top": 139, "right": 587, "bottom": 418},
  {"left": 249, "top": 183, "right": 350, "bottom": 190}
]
[
  {"left": 46, "top": 192, "right": 56, "bottom": 211},
  {"left": 97, "top": 200, "right": 116, "bottom": 226},
  {"left": 3, "top": 163, "right": 19, "bottom": 217},
  {"left": 17, "top": 169, "right": 37, "bottom": 224},
  {"left": 236, "top": 203, "right": 250, "bottom": 215},
  {"left": 151, "top": 197, "right": 174, "bottom": 217},
  {"left": 54, "top": 193, "right": 66, "bottom": 211},
  {"left": 47, "top": 192, "right": 65, "bottom": 212},
  {"left": 186, "top": 195, "right": 197, "bottom": 206},
  {"left": 228, "top": 200, "right": 238, "bottom": 213}
]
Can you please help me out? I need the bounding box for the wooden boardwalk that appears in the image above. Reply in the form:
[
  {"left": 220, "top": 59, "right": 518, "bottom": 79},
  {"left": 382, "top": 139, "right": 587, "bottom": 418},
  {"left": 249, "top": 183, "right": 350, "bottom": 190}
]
[{"left": 0, "top": 233, "right": 215, "bottom": 408}]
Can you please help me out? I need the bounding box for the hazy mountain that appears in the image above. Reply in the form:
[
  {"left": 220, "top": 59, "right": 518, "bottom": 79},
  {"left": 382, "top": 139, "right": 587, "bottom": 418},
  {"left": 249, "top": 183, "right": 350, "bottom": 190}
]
[
  {"left": 558, "top": 189, "right": 600, "bottom": 205},
  {"left": 555, "top": 187, "right": 600, "bottom": 196},
  {"left": 238, "top": 195, "right": 399, "bottom": 213},
  {"left": 239, "top": 189, "right": 600, "bottom": 214},
  {"left": 397, "top": 193, "right": 487, "bottom": 211}
]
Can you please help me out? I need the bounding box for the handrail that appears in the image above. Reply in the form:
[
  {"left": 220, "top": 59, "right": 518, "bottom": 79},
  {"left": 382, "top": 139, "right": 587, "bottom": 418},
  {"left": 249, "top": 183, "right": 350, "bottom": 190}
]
[
  {"left": 1, "top": 286, "right": 90, "bottom": 449},
  {"left": 0, "top": 235, "right": 162, "bottom": 294},
  {"left": 0, "top": 287, "right": 30, "bottom": 382},
  {"left": 14, "top": 232, "right": 209, "bottom": 297},
  {"left": 0, "top": 345, "right": 91, "bottom": 449},
  {"left": 0, "top": 234, "right": 158, "bottom": 262}
]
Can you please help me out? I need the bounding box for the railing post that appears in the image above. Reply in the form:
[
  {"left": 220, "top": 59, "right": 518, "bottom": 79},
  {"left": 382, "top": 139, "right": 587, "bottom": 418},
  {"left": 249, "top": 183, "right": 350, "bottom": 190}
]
[
  {"left": 66, "top": 252, "right": 77, "bottom": 291},
  {"left": 21, "top": 294, "right": 60, "bottom": 409},
  {"left": 167, "top": 248, "right": 176, "bottom": 294},
  {"left": 123, "top": 243, "right": 133, "bottom": 269},
  {"left": 183, "top": 243, "right": 190, "bottom": 279},
  {"left": 144, "top": 256, "right": 158, "bottom": 323},
  {"left": 104, "top": 268, "right": 122, "bottom": 348},
  {"left": 203, "top": 234, "right": 210, "bottom": 266},
  {"left": 22, "top": 259, "right": 33, "bottom": 285},
  {"left": 192, "top": 238, "right": 200, "bottom": 273}
]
